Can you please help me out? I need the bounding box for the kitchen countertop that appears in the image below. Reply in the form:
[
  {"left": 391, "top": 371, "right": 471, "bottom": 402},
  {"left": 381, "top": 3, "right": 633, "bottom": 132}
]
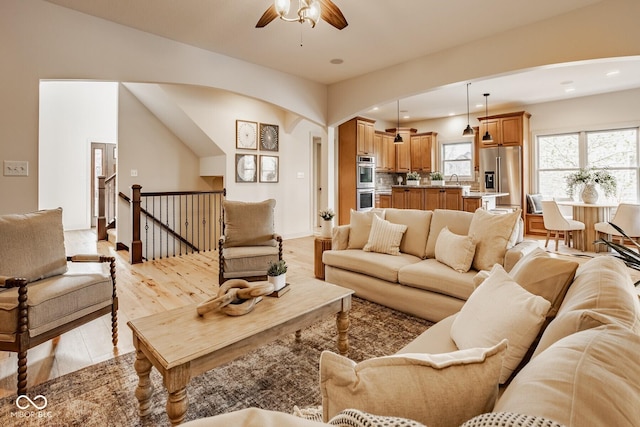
[{"left": 463, "top": 192, "right": 509, "bottom": 199}]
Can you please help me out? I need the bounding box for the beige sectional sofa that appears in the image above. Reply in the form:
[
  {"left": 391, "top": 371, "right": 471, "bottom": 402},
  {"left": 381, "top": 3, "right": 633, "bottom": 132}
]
[
  {"left": 185, "top": 252, "right": 640, "bottom": 427},
  {"left": 323, "top": 208, "right": 538, "bottom": 322}
]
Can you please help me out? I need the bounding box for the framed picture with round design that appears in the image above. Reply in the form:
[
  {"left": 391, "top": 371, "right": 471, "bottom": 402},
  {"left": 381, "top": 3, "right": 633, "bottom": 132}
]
[
  {"left": 260, "top": 155, "right": 279, "bottom": 183},
  {"left": 236, "top": 120, "right": 258, "bottom": 150},
  {"left": 235, "top": 154, "right": 257, "bottom": 182},
  {"left": 259, "top": 123, "right": 279, "bottom": 151}
]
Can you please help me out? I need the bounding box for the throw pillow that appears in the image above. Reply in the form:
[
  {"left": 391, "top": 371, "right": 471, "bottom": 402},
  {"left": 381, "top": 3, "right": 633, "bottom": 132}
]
[
  {"left": 468, "top": 209, "right": 521, "bottom": 271},
  {"left": 435, "top": 226, "right": 476, "bottom": 273},
  {"left": 223, "top": 199, "right": 276, "bottom": 247},
  {"left": 461, "top": 412, "right": 564, "bottom": 427},
  {"left": 328, "top": 409, "right": 426, "bottom": 427},
  {"left": 526, "top": 194, "right": 543, "bottom": 214},
  {"left": 347, "top": 209, "right": 386, "bottom": 250},
  {"left": 0, "top": 208, "right": 68, "bottom": 284},
  {"left": 320, "top": 340, "right": 508, "bottom": 427},
  {"left": 450, "top": 264, "right": 551, "bottom": 383},
  {"left": 363, "top": 215, "right": 407, "bottom": 256}
]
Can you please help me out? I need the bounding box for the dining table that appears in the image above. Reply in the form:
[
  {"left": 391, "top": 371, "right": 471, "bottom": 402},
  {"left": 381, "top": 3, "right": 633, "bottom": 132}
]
[{"left": 556, "top": 200, "right": 618, "bottom": 252}]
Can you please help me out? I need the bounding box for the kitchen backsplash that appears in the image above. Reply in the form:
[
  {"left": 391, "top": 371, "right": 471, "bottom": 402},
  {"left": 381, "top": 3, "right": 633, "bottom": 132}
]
[{"left": 376, "top": 172, "right": 480, "bottom": 192}]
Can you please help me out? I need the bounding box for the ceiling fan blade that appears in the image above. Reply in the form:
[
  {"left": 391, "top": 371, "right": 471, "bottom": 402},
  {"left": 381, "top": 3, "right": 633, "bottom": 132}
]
[
  {"left": 319, "top": 0, "right": 348, "bottom": 29},
  {"left": 256, "top": 4, "right": 278, "bottom": 28}
]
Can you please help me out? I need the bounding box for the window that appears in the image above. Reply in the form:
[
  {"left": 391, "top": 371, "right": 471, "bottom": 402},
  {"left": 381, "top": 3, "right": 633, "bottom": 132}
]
[
  {"left": 441, "top": 141, "right": 472, "bottom": 178},
  {"left": 536, "top": 128, "right": 639, "bottom": 202}
]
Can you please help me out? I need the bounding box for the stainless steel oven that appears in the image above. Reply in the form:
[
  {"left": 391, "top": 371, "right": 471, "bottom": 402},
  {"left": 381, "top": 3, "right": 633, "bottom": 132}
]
[
  {"left": 356, "top": 156, "right": 375, "bottom": 188},
  {"left": 357, "top": 188, "right": 375, "bottom": 211}
]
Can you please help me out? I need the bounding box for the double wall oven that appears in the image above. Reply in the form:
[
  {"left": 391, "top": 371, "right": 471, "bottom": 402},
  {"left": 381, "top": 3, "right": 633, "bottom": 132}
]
[{"left": 356, "top": 156, "right": 375, "bottom": 211}]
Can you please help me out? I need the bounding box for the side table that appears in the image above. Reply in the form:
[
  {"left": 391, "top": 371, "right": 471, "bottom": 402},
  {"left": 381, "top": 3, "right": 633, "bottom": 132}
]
[{"left": 314, "top": 236, "right": 332, "bottom": 279}]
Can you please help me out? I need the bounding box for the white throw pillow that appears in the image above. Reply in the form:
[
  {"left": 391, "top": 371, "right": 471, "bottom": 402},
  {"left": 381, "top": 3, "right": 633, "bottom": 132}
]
[
  {"left": 435, "top": 226, "right": 476, "bottom": 273},
  {"left": 347, "top": 209, "right": 386, "bottom": 249},
  {"left": 468, "top": 209, "right": 521, "bottom": 271},
  {"left": 320, "top": 340, "right": 508, "bottom": 427},
  {"left": 363, "top": 215, "right": 407, "bottom": 256},
  {"left": 450, "top": 264, "right": 551, "bottom": 383}
]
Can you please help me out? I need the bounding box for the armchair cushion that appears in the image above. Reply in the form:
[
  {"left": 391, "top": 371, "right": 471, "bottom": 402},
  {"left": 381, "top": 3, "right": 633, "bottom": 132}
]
[
  {"left": 221, "top": 246, "right": 280, "bottom": 279},
  {"left": 0, "top": 208, "right": 67, "bottom": 285},
  {"left": 223, "top": 199, "right": 276, "bottom": 247}
]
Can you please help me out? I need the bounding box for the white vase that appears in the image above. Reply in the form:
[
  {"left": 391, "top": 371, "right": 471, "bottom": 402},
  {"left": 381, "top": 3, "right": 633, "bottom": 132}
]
[
  {"left": 581, "top": 183, "right": 599, "bottom": 204},
  {"left": 321, "top": 219, "right": 333, "bottom": 238},
  {"left": 268, "top": 273, "right": 286, "bottom": 291},
  {"left": 431, "top": 180, "right": 444, "bottom": 186},
  {"left": 407, "top": 180, "right": 420, "bottom": 186}
]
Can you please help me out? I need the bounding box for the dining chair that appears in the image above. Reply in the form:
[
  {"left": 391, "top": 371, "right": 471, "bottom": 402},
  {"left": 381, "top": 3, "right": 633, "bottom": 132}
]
[
  {"left": 594, "top": 203, "right": 640, "bottom": 247},
  {"left": 541, "top": 200, "right": 585, "bottom": 251}
]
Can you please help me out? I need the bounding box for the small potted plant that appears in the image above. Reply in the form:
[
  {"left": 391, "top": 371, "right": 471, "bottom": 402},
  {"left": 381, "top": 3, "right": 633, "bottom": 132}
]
[
  {"left": 406, "top": 171, "right": 421, "bottom": 186},
  {"left": 267, "top": 259, "right": 287, "bottom": 291},
  {"left": 319, "top": 208, "right": 335, "bottom": 237},
  {"left": 430, "top": 171, "right": 444, "bottom": 186},
  {"left": 565, "top": 167, "right": 617, "bottom": 203}
]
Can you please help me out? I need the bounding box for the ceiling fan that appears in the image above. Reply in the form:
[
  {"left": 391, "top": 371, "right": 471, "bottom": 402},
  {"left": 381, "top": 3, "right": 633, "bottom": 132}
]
[{"left": 256, "top": 0, "right": 348, "bottom": 30}]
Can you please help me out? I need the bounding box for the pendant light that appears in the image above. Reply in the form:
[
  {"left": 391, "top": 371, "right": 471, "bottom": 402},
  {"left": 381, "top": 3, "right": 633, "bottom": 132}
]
[
  {"left": 482, "top": 93, "right": 493, "bottom": 143},
  {"left": 462, "top": 83, "right": 475, "bottom": 137},
  {"left": 394, "top": 100, "right": 403, "bottom": 144}
]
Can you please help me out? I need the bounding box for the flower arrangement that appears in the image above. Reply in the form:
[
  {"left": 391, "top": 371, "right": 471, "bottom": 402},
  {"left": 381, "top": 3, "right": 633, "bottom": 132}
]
[
  {"left": 267, "top": 259, "right": 287, "bottom": 277},
  {"left": 430, "top": 171, "right": 444, "bottom": 181},
  {"left": 407, "top": 171, "right": 421, "bottom": 181},
  {"left": 319, "top": 208, "right": 335, "bottom": 220},
  {"left": 565, "top": 167, "right": 617, "bottom": 199}
]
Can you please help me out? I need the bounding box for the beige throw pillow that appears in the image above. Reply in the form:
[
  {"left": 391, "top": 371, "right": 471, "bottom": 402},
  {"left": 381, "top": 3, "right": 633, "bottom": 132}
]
[
  {"left": 468, "top": 209, "right": 521, "bottom": 271},
  {"left": 320, "top": 340, "right": 508, "bottom": 427},
  {"left": 363, "top": 215, "right": 407, "bottom": 256},
  {"left": 347, "top": 209, "right": 386, "bottom": 249},
  {"left": 435, "top": 227, "right": 476, "bottom": 273},
  {"left": 223, "top": 199, "right": 276, "bottom": 247},
  {"left": 451, "top": 264, "right": 551, "bottom": 383}
]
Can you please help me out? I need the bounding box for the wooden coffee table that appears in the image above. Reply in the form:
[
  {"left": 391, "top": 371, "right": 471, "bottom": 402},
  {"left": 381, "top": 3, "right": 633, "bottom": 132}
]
[{"left": 127, "top": 279, "right": 354, "bottom": 425}]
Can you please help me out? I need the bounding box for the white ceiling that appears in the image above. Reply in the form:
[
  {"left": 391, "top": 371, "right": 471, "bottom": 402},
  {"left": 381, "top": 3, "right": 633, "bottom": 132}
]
[{"left": 44, "top": 0, "right": 640, "bottom": 123}]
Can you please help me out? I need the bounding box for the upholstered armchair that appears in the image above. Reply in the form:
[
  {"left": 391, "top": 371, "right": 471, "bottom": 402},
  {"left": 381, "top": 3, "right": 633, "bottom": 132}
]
[
  {"left": 0, "top": 208, "right": 118, "bottom": 396},
  {"left": 218, "top": 199, "right": 283, "bottom": 284}
]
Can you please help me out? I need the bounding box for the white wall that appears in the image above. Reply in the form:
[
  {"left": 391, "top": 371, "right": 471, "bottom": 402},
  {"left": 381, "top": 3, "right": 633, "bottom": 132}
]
[{"left": 39, "top": 81, "right": 118, "bottom": 230}]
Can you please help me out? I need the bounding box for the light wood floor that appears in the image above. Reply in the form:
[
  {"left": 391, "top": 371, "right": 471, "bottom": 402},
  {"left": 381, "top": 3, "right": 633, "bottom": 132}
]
[{"left": 0, "top": 229, "right": 634, "bottom": 398}]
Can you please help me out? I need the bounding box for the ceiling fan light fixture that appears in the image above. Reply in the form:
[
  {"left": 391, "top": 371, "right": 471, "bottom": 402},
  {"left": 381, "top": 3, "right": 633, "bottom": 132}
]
[
  {"left": 462, "top": 83, "right": 475, "bottom": 138},
  {"left": 274, "top": 0, "right": 291, "bottom": 17},
  {"left": 302, "top": 0, "right": 321, "bottom": 27},
  {"left": 482, "top": 93, "right": 493, "bottom": 143}
]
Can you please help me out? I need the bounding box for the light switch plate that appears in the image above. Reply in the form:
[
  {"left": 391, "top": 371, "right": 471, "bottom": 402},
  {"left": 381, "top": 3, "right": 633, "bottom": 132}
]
[{"left": 4, "top": 160, "right": 29, "bottom": 176}]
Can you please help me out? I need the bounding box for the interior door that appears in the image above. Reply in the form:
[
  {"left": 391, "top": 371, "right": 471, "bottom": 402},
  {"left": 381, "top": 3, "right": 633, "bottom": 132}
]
[{"left": 90, "top": 142, "right": 116, "bottom": 227}]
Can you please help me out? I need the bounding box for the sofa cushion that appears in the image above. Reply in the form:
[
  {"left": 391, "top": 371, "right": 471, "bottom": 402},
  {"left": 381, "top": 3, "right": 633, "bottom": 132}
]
[
  {"left": 0, "top": 208, "right": 68, "bottom": 285},
  {"left": 363, "top": 215, "right": 407, "bottom": 256},
  {"left": 461, "top": 412, "right": 564, "bottom": 427},
  {"left": 501, "top": 248, "right": 579, "bottom": 318},
  {"left": 398, "top": 259, "right": 477, "bottom": 300},
  {"left": 425, "top": 209, "right": 474, "bottom": 259},
  {"left": 320, "top": 340, "right": 507, "bottom": 427},
  {"left": 435, "top": 227, "right": 476, "bottom": 273},
  {"left": 495, "top": 326, "right": 640, "bottom": 427},
  {"left": 223, "top": 199, "right": 276, "bottom": 247},
  {"left": 323, "top": 249, "right": 420, "bottom": 283},
  {"left": 347, "top": 210, "right": 385, "bottom": 250},
  {"left": 451, "top": 264, "right": 551, "bottom": 384},
  {"left": 397, "top": 313, "right": 459, "bottom": 355},
  {"left": 468, "top": 209, "right": 521, "bottom": 271},
  {"left": 384, "top": 209, "right": 432, "bottom": 258}
]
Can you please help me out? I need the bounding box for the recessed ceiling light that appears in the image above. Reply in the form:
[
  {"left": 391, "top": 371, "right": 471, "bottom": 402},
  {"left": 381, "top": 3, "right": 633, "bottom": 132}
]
[
  {"left": 564, "top": 87, "right": 576, "bottom": 93},
  {"left": 606, "top": 70, "right": 620, "bottom": 77},
  {"left": 448, "top": 112, "right": 455, "bottom": 117},
  {"left": 330, "top": 58, "right": 344, "bottom": 65},
  {"left": 371, "top": 107, "right": 379, "bottom": 111},
  {"left": 475, "top": 103, "right": 483, "bottom": 108},
  {"left": 403, "top": 115, "right": 410, "bottom": 119}
]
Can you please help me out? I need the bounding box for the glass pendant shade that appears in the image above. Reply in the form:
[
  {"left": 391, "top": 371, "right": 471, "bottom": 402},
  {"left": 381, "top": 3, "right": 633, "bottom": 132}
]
[
  {"left": 482, "top": 93, "right": 493, "bottom": 142},
  {"left": 462, "top": 83, "right": 475, "bottom": 137},
  {"left": 275, "top": 0, "right": 290, "bottom": 16},
  {"left": 306, "top": 0, "right": 321, "bottom": 26}
]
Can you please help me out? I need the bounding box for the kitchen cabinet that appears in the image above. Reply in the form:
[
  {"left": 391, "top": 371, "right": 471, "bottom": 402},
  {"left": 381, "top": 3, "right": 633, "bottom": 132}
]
[
  {"left": 386, "top": 127, "right": 417, "bottom": 172},
  {"left": 410, "top": 132, "right": 436, "bottom": 173},
  {"left": 391, "top": 187, "right": 424, "bottom": 210},
  {"left": 463, "top": 197, "right": 482, "bottom": 213},
  {"left": 425, "top": 188, "right": 462, "bottom": 211},
  {"left": 374, "top": 131, "right": 395, "bottom": 172},
  {"left": 477, "top": 111, "right": 530, "bottom": 147},
  {"left": 376, "top": 194, "right": 392, "bottom": 208},
  {"left": 337, "top": 116, "right": 377, "bottom": 224}
]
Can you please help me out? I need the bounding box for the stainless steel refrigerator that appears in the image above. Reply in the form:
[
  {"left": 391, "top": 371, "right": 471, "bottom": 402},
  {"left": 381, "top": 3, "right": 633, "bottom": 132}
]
[{"left": 479, "top": 146, "right": 522, "bottom": 209}]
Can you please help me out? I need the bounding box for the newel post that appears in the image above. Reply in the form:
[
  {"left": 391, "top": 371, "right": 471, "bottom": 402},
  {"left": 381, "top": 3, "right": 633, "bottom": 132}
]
[
  {"left": 97, "top": 176, "right": 107, "bottom": 241},
  {"left": 130, "top": 184, "right": 143, "bottom": 264}
]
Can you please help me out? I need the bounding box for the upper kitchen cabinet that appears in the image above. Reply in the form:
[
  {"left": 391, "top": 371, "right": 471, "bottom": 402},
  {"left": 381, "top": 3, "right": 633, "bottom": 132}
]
[
  {"left": 386, "top": 127, "right": 417, "bottom": 173},
  {"left": 477, "top": 111, "right": 531, "bottom": 147},
  {"left": 374, "top": 131, "right": 395, "bottom": 172},
  {"left": 410, "top": 132, "right": 436, "bottom": 173},
  {"left": 356, "top": 118, "right": 375, "bottom": 155}
]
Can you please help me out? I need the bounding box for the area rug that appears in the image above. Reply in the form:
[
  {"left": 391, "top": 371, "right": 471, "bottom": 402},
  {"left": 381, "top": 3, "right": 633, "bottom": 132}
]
[{"left": 0, "top": 298, "right": 432, "bottom": 426}]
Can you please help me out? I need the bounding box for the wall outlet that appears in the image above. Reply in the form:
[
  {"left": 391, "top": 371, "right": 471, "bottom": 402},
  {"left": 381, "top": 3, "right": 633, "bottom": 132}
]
[
  {"left": 4, "top": 160, "right": 29, "bottom": 176},
  {"left": 131, "top": 169, "right": 138, "bottom": 177}
]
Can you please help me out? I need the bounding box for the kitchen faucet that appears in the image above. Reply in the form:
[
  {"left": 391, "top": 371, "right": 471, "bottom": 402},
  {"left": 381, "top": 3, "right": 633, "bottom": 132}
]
[{"left": 449, "top": 174, "right": 459, "bottom": 184}]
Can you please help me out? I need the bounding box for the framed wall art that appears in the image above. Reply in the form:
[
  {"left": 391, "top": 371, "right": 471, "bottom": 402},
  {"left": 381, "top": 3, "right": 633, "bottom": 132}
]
[
  {"left": 259, "top": 155, "right": 279, "bottom": 183},
  {"left": 235, "top": 154, "right": 257, "bottom": 182},
  {"left": 259, "top": 123, "right": 279, "bottom": 151},
  {"left": 236, "top": 120, "right": 258, "bottom": 150}
]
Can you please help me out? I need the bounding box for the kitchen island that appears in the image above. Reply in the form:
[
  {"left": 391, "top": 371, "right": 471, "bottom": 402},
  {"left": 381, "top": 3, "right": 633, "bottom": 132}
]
[{"left": 389, "top": 185, "right": 508, "bottom": 212}]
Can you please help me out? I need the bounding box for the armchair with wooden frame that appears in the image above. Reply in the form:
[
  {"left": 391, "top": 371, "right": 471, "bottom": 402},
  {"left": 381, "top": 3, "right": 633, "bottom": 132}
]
[
  {"left": 218, "top": 199, "right": 283, "bottom": 284},
  {"left": 0, "top": 208, "right": 118, "bottom": 396}
]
